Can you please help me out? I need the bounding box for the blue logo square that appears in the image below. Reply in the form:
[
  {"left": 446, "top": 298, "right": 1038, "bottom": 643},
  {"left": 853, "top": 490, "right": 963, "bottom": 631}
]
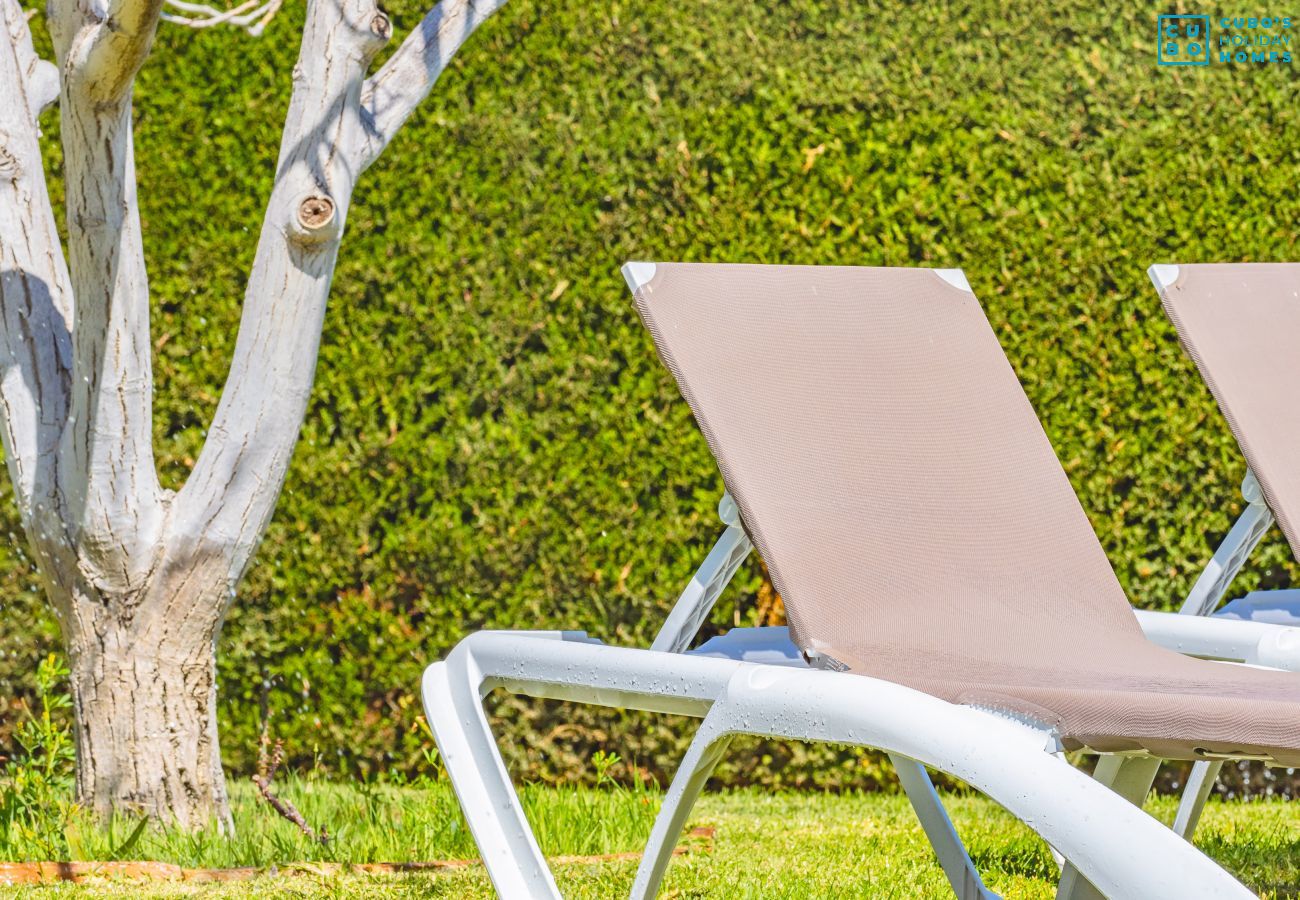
[{"left": 1158, "top": 14, "right": 1212, "bottom": 66}]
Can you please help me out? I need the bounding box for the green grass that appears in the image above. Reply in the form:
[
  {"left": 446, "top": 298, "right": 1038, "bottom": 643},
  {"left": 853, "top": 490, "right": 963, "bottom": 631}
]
[
  {"left": 2, "top": 782, "right": 1298, "bottom": 897},
  {"left": 1, "top": 776, "right": 657, "bottom": 868}
]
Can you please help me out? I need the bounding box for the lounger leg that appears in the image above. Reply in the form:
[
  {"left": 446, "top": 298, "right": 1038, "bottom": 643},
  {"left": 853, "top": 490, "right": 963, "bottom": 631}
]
[
  {"left": 422, "top": 658, "right": 563, "bottom": 899},
  {"left": 630, "top": 715, "right": 735, "bottom": 900},
  {"left": 1055, "top": 756, "right": 1161, "bottom": 900},
  {"left": 634, "top": 736, "right": 995, "bottom": 900},
  {"left": 891, "top": 754, "right": 996, "bottom": 900},
  {"left": 1173, "top": 760, "right": 1224, "bottom": 840}
]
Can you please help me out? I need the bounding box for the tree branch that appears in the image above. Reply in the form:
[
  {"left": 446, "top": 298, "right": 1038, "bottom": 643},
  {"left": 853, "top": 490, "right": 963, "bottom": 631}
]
[
  {"left": 51, "top": 0, "right": 167, "bottom": 102},
  {"left": 353, "top": 0, "right": 510, "bottom": 172},
  {"left": 168, "top": 0, "right": 505, "bottom": 617},
  {"left": 44, "top": 0, "right": 170, "bottom": 591},
  {"left": 14, "top": 17, "right": 60, "bottom": 120},
  {"left": 0, "top": 0, "right": 74, "bottom": 553},
  {"left": 169, "top": 0, "right": 392, "bottom": 596},
  {"left": 160, "top": 0, "right": 284, "bottom": 36},
  {"left": 53, "top": 97, "right": 167, "bottom": 593}
]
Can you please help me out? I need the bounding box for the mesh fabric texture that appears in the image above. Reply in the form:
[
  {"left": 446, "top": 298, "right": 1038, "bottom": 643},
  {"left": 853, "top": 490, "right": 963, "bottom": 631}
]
[
  {"left": 1158, "top": 262, "right": 1300, "bottom": 559},
  {"left": 633, "top": 262, "right": 1300, "bottom": 763}
]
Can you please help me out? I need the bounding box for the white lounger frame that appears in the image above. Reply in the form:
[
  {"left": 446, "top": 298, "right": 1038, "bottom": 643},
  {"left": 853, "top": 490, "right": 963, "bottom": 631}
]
[
  {"left": 418, "top": 263, "right": 1300, "bottom": 899},
  {"left": 421, "top": 490, "right": 1291, "bottom": 899},
  {"left": 426, "top": 629, "right": 1256, "bottom": 900}
]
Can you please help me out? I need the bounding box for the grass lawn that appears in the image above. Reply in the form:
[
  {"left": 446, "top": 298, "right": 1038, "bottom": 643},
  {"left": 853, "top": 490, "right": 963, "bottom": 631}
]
[{"left": 2, "top": 780, "right": 1297, "bottom": 897}]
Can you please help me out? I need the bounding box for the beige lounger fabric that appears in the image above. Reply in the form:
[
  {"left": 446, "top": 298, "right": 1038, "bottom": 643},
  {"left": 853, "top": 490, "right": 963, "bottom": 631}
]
[
  {"left": 1157, "top": 262, "right": 1300, "bottom": 559},
  {"left": 633, "top": 262, "right": 1300, "bottom": 764}
]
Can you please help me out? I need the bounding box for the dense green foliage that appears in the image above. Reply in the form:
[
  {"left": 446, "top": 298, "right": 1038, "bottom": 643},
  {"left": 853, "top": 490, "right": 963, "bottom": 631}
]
[{"left": 2, "top": 0, "right": 1298, "bottom": 788}]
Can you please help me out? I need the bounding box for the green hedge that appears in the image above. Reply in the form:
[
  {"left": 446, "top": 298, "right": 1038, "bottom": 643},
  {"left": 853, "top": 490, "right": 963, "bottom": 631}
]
[{"left": 2, "top": 0, "right": 1297, "bottom": 790}]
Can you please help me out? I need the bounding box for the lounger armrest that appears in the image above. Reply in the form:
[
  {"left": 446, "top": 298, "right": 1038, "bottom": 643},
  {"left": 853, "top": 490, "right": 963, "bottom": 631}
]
[
  {"left": 1135, "top": 609, "right": 1300, "bottom": 670},
  {"left": 651, "top": 494, "right": 753, "bottom": 653},
  {"left": 1178, "top": 472, "right": 1273, "bottom": 616}
]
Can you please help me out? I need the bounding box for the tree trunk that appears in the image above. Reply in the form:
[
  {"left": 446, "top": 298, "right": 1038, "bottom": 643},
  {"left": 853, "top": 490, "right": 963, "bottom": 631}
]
[
  {"left": 1, "top": 0, "right": 511, "bottom": 827},
  {"left": 63, "top": 586, "right": 230, "bottom": 830}
]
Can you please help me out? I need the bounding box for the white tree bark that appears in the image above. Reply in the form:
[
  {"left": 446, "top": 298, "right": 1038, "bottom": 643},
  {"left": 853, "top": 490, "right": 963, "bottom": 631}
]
[
  {"left": 0, "top": 0, "right": 508, "bottom": 827},
  {"left": 0, "top": 0, "right": 71, "bottom": 549},
  {"left": 357, "top": 0, "right": 509, "bottom": 170}
]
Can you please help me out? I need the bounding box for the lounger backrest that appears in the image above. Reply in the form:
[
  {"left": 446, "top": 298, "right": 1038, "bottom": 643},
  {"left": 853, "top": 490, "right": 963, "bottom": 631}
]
[
  {"left": 1154, "top": 263, "right": 1300, "bottom": 559},
  {"left": 630, "top": 263, "right": 1141, "bottom": 665}
]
